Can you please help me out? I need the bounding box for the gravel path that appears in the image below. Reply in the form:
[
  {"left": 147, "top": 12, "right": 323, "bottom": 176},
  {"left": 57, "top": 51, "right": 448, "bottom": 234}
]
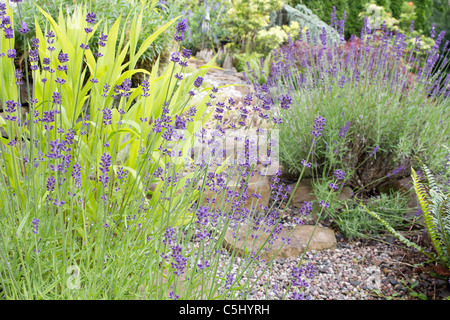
[
  {"left": 248, "top": 240, "right": 449, "bottom": 300},
  {"left": 211, "top": 237, "right": 450, "bottom": 300}
]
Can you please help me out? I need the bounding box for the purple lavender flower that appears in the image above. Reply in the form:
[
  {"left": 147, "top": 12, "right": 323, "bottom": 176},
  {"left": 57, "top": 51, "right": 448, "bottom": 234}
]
[
  {"left": 52, "top": 91, "right": 62, "bottom": 104},
  {"left": 339, "top": 121, "right": 351, "bottom": 138},
  {"left": 45, "top": 30, "right": 55, "bottom": 42},
  {"left": 182, "top": 48, "right": 191, "bottom": 59},
  {"left": 170, "top": 52, "right": 180, "bottom": 63},
  {"left": 57, "top": 64, "right": 68, "bottom": 72},
  {"left": 301, "top": 159, "right": 311, "bottom": 167},
  {"left": 174, "top": 115, "right": 186, "bottom": 130},
  {"left": 31, "top": 37, "right": 39, "bottom": 48},
  {"left": 196, "top": 205, "right": 209, "bottom": 226},
  {"left": 170, "top": 244, "right": 188, "bottom": 276},
  {"left": 291, "top": 292, "right": 308, "bottom": 300},
  {"left": 369, "top": 145, "right": 379, "bottom": 157},
  {"left": 7, "top": 49, "right": 16, "bottom": 59},
  {"left": 334, "top": 169, "right": 346, "bottom": 180},
  {"left": 47, "top": 176, "right": 56, "bottom": 192},
  {"left": 47, "top": 139, "right": 63, "bottom": 159},
  {"left": 279, "top": 94, "right": 292, "bottom": 109},
  {"left": 141, "top": 79, "right": 150, "bottom": 97},
  {"left": 58, "top": 52, "right": 69, "bottom": 63},
  {"left": 311, "top": 115, "right": 326, "bottom": 138},
  {"left": 18, "top": 21, "right": 28, "bottom": 34},
  {"left": 174, "top": 18, "right": 188, "bottom": 41},
  {"left": 320, "top": 27, "right": 327, "bottom": 46},
  {"left": 221, "top": 273, "right": 234, "bottom": 290},
  {"left": 102, "top": 107, "right": 112, "bottom": 125},
  {"left": 330, "top": 6, "right": 337, "bottom": 28},
  {"left": 98, "top": 33, "right": 108, "bottom": 47},
  {"left": 409, "top": 20, "right": 415, "bottom": 33},
  {"left": 32, "top": 218, "right": 40, "bottom": 234},
  {"left": 197, "top": 260, "right": 210, "bottom": 270},
  {"left": 193, "top": 76, "right": 204, "bottom": 88},
  {"left": 3, "top": 26, "right": 14, "bottom": 39},
  {"left": 86, "top": 12, "right": 96, "bottom": 24},
  {"left": 169, "top": 291, "right": 179, "bottom": 300},
  {"left": 99, "top": 152, "right": 112, "bottom": 187},
  {"left": 15, "top": 70, "right": 23, "bottom": 85},
  {"left": 387, "top": 165, "right": 406, "bottom": 178},
  {"left": 162, "top": 226, "right": 176, "bottom": 246},
  {"left": 319, "top": 200, "right": 330, "bottom": 208},
  {"left": 101, "top": 83, "right": 111, "bottom": 98},
  {"left": 53, "top": 198, "right": 65, "bottom": 207}
]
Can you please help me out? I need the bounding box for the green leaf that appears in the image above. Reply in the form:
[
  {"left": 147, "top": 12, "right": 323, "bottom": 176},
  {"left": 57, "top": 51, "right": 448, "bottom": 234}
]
[
  {"left": 16, "top": 212, "right": 31, "bottom": 239},
  {"left": 130, "top": 15, "right": 181, "bottom": 68}
]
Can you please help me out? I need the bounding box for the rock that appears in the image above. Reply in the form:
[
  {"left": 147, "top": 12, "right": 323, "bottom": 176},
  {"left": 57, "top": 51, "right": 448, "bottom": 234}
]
[
  {"left": 378, "top": 178, "right": 411, "bottom": 194},
  {"left": 350, "top": 280, "right": 361, "bottom": 287},
  {"left": 364, "top": 266, "right": 382, "bottom": 290},
  {"left": 195, "top": 49, "right": 214, "bottom": 63},
  {"left": 223, "top": 224, "right": 337, "bottom": 260},
  {"left": 222, "top": 53, "right": 234, "bottom": 70},
  {"left": 338, "top": 186, "right": 353, "bottom": 201},
  {"left": 201, "top": 171, "right": 272, "bottom": 212},
  {"left": 187, "top": 58, "right": 206, "bottom": 69},
  {"left": 288, "top": 179, "right": 316, "bottom": 207},
  {"left": 287, "top": 179, "right": 353, "bottom": 207},
  {"left": 377, "top": 177, "right": 419, "bottom": 210}
]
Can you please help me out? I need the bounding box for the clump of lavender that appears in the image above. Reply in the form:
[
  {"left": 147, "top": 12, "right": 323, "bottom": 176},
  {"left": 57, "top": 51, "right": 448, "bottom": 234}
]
[{"left": 266, "top": 10, "right": 450, "bottom": 189}]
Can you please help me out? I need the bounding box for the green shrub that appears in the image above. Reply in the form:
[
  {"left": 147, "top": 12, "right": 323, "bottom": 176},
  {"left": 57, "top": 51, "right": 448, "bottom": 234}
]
[
  {"left": 234, "top": 51, "right": 272, "bottom": 84},
  {"left": 334, "top": 191, "right": 416, "bottom": 239},
  {"left": 430, "top": 0, "right": 450, "bottom": 55},
  {"left": 13, "top": 0, "right": 174, "bottom": 72},
  {"left": 226, "top": 0, "right": 283, "bottom": 53},
  {"left": 174, "top": 0, "right": 231, "bottom": 55},
  {"left": 286, "top": 0, "right": 434, "bottom": 39}
]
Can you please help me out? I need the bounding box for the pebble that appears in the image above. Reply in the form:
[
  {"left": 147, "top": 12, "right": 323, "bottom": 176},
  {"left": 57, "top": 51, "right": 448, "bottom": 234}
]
[{"left": 198, "top": 237, "right": 450, "bottom": 300}]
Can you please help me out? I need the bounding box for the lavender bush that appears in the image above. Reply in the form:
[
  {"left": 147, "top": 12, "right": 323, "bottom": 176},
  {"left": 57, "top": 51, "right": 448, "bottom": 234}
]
[
  {"left": 0, "top": 1, "right": 336, "bottom": 300},
  {"left": 262, "top": 16, "right": 449, "bottom": 195}
]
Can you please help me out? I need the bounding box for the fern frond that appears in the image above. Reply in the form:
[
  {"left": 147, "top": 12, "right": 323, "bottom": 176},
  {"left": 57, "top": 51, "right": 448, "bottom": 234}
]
[
  {"left": 417, "top": 159, "right": 439, "bottom": 192},
  {"left": 362, "top": 203, "right": 435, "bottom": 260},
  {"left": 412, "top": 167, "right": 445, "bottom": 259},
  {"left": 437, "top": 195, "right": 450, "bottom": 264}
]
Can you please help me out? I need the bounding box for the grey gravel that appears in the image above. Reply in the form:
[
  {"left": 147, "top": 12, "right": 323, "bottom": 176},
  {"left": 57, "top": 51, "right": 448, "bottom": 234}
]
[{"left": 200, "top": 237, "right": 449, "bottom": 300}]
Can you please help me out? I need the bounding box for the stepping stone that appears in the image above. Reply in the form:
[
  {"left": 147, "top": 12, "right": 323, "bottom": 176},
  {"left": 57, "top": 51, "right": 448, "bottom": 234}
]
[{"left": 223, "top": 223, "right": 337, "bottom": 261}]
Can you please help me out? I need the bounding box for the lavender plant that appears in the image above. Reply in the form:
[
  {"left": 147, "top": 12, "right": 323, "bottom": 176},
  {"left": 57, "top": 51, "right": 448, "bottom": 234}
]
[
  {"left": 0, "top": 1, "right": 329, "bottom": 300},
  {"left": 266, "top": 16, "right": 449, "bottom": 193}
]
